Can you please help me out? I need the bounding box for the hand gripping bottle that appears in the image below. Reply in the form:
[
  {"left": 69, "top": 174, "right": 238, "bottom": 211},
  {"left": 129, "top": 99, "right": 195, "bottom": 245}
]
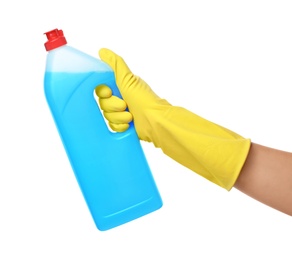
[{"left": 43, "top": 29, "right": 162, "bottom": 231}]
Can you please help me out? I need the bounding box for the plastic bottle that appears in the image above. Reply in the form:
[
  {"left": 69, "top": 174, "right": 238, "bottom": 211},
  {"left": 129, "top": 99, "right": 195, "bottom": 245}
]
[{"left": 43, "top": 29, "right": 162, "bottom": 231}]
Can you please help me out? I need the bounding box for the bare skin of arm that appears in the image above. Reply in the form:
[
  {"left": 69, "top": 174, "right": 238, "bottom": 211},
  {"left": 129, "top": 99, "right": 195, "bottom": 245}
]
[{"left": 234, "top": 142, "right": 292, "bottom": 216}]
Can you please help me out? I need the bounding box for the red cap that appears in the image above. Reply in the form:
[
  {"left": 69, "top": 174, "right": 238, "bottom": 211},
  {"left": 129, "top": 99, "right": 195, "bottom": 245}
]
[{"left": 44, "top": 29, "right": 67, "bottom": 51}]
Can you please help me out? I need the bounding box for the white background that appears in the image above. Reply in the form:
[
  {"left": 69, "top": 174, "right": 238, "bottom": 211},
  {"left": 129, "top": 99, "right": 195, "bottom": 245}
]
[{"left": 1, "top": 1, "right": 292, "bottom": 259}]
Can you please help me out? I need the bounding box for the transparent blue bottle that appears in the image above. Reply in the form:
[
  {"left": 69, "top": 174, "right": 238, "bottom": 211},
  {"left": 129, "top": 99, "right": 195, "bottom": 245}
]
[{"left": 43, "top": 29, "right": 162, "bottom": 231}]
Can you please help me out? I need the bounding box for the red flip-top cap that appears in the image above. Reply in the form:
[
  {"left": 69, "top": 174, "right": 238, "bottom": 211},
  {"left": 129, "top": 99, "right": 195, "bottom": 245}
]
[{"left": 44, "top": 29, "right": 67, "bottom": 51}]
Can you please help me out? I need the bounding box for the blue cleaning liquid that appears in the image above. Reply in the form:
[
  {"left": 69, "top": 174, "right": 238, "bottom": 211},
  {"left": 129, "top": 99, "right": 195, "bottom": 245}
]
[{"left": 44, "top": 71, "right": 162, "bottom": 231}]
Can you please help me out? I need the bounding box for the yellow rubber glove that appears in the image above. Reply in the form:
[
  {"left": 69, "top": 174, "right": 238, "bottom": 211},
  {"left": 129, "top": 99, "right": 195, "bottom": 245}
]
[{"left": 96, "top": 48, "right": 251, "bottom": 190}]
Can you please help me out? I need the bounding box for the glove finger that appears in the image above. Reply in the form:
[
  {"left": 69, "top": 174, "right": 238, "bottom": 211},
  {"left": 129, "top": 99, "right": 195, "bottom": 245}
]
[
  {"left": 104, "top": 111, "right": 133, "bottom": 124},
  {"left": 99, "top": 95, "right": 127, "bottom": 112},
  {"left": 95, "top": 85, "right": 112, "bottom": 98},
  {"left": 109, "top": 122, "right": 130, "bottom": 132},
  {"left": 99, "top": 48, "right": 133, "bottom": 90}
]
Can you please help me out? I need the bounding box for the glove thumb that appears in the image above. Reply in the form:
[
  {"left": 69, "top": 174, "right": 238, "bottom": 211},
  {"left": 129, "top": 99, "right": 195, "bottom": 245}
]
[{"left": 99, "top": 48, "right": 133, "bottom": 93}]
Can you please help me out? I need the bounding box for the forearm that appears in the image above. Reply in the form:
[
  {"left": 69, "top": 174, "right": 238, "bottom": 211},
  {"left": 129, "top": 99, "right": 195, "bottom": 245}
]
[
  {"left": 234, "top": 142, "right": 292, "bottom": 216},
  {"left": 96, "top": 49, "right": 292, "bottom": 216}
]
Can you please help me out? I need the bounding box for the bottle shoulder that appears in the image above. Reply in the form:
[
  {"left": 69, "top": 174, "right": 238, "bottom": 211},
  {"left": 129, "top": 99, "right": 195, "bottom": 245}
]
[{"left": 45, "top": 45, "right": 111, "bottom": 73}]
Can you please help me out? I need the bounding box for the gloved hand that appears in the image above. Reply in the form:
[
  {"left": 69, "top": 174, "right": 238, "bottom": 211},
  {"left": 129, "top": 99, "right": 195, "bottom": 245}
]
[{"left": 96, "top": 48, "right": 251, "bottom": 190}]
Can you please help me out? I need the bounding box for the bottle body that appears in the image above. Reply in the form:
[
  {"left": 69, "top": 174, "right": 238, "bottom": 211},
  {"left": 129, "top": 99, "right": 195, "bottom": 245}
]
[{"left": 44, "top": 45, "right": 162, "bottom": 231}]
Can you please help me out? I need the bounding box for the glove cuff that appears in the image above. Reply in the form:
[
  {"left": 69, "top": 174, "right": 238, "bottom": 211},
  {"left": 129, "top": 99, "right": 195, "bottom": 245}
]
[{"left": 146, "top": 106, "right": 251, "bottom": 190}]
